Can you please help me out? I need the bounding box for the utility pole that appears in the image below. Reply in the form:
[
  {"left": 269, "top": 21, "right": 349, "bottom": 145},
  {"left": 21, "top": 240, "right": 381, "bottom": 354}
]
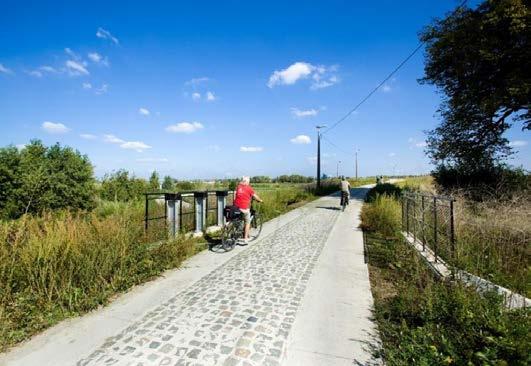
[
  {"left": 337, "top": 160, "right": 341, "bottom": 178},
  {"left": 355, "top": 149, "right": 359, "bottom": 180},
  {"left": 316, "top": 125, "right": 326, "bottom": 190}
]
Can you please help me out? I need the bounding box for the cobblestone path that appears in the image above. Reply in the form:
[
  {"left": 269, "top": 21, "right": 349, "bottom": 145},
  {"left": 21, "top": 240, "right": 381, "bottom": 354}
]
[{"left": 78, "top": 205, "right": 339, "bottom": 366}]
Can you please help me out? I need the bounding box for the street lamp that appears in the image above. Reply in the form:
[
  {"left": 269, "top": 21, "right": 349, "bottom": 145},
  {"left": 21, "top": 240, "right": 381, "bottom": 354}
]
[{"left": 337, "top": 160, "right": 341, "bottom": 178}]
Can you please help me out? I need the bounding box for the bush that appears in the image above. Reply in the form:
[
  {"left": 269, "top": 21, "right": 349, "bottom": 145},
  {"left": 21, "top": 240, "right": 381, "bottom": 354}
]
[
  {"left": 99, "top": 170, "right": 148, "bottom": 202},
  {"left": 0, "top": 141, "right": 95, "bottom": 219},
  {"left": 365, "top": 183, "right": 402, "bottom": 202},
  {"left": 433, "top": 165, "right": 529, "bottom": 200}
]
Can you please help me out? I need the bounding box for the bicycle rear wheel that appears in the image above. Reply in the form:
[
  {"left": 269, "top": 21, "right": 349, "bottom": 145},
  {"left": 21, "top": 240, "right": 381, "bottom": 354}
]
[
  {"left": 221, "top": 222, "right": 238, "bottom": 251},
  {"left": 249, "top": 212, "right": 263, "bottom": 241}
]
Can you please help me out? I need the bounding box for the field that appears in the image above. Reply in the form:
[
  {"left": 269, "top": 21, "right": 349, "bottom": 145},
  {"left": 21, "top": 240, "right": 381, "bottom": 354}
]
[{"left": 0, "top": 181, "right": 339, "bottom": 352}]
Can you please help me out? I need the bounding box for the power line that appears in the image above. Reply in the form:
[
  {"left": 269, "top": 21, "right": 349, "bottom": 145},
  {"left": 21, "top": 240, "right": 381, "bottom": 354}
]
[
  {"left": 322, "top": 0, "right": 468, "bottom": 136},
  {"left": 321, "top": 135, "right": 352, "bottom": 156}
]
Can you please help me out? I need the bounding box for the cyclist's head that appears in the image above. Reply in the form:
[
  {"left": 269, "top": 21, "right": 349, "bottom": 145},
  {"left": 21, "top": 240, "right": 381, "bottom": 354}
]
[{"left": 241, "top": 176, "right": 250, "bottom": 185}]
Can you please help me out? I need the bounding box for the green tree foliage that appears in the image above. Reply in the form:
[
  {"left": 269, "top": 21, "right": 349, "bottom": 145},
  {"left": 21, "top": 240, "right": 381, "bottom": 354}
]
[
  {"left": 149, "top": 171, "right": 160, "bottom": 191},
  {"left": 0, "top": 140, "right": 96, "bottom": 219},
  {"left": 275, "top": 174, "right": 314, "bottom": 183},
  {"left": 162, "top": 175, "right": 175, "bottom": 191},
  {"left": 420, "top": 0, "right": 530, "bottom": 174},
  {"left": 99, "top": 170, "right": 148, "bottom": 202},
  {"left": 250, "top": 176, "right": 271, "bottom": 183}
]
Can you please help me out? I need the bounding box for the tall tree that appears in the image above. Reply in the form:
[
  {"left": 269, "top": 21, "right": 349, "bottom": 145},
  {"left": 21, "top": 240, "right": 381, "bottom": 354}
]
[
  {"left": 149, "top": 171, "right": 160, "bottom": 191},
  {"left": 420, "top": 0, "right": 530, "bottom": 171},
  {"left": 161, "top": 175, "right": 175, "bottom": 191}
]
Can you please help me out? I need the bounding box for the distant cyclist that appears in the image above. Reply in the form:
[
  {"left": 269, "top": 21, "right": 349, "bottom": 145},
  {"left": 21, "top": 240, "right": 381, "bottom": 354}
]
[
  {"left": 234, "top": 176, "right": 263, "bottom": 243},
  {"left": 340, "top": 176, "right": 350, "bottom": 207}
]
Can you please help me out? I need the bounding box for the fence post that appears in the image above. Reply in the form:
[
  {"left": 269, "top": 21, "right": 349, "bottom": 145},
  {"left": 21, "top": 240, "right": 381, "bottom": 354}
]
[
  {"left": 165, "top": 193, "right": 181, "bottom": 239},
  {"left": 433, "top": 196, "right": 438, "bottom": 263},
  {"left": 406, "top": 196, "right": 410, "bottom": 234},
  {"left": 144, "top": 194, "right": 149, "bottom": 231},
  {"left": 421, "top": 195, "right": 425, "bottom": 251},
  {"left": 450, "top": 199, "right": 456, "bottom": 265},
  {"left": 194, "top": 192, "right": 207, "bottom": 234},
  {"left": 216, "top": 190, "right": 228, "bottom": 226}
]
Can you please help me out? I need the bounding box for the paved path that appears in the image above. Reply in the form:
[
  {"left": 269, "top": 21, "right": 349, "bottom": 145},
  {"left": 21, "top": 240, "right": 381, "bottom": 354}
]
[{"left": 0, "top": 189, "right": 380, "bottom": 366}]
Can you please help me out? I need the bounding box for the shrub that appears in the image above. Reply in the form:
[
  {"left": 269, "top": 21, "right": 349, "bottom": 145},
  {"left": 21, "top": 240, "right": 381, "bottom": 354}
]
[
  {"left": 0, "top": 140, "right": 95, "bottom": 219},
  {"left": 432, "top": 165, "right": 529, "bottom": 200},
  {"left": 365, "top": 183, "right": 402, "bottom": 202},
  {"left": 99, "top": 170, "right": 148, "bottom": 202}
]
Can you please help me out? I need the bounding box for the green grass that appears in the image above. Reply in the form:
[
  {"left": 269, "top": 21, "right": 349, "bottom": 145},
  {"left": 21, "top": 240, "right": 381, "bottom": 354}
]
[{"left": 361, "top": 190, "right": 530, "bottom": 365}]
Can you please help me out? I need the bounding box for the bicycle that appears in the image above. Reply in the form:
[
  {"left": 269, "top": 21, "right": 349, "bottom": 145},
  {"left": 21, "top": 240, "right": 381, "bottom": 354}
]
[
  {"left": 221, "top": 203, "right": 263, "bottom": 251},
  {"left": 340, "top": 191, "right": 349, "bottom": 212}
]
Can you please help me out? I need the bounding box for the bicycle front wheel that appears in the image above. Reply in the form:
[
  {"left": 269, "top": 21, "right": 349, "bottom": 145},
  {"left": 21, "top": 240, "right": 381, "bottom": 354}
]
[{"left": 249, "top": 213, "right": 263, "bottom": 241}]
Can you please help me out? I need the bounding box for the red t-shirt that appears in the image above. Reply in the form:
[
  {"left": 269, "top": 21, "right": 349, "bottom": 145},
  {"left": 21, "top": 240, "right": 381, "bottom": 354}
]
[{"left": 234, "top": 184, "right": 255, "bottom": 209}]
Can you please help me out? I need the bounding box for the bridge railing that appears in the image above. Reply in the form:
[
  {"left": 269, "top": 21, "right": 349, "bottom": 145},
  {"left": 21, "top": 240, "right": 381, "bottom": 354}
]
[
  {"left": 144, "top": 190, "right": 234, "bottom": 239},
  {"left": 401, "top": 192, "right": 456, "bottom": 265}
]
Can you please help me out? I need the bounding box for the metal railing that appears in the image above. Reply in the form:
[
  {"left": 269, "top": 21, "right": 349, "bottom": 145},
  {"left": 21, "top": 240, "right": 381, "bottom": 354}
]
[
  {"left": 402, "top": 192, "right": 456, "bottom": 265},
  {"left": 144, "top": 190, "right": 234, "bottom": 238}
]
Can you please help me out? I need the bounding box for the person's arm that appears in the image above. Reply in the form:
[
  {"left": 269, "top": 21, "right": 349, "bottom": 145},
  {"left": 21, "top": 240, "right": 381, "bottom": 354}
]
[{"left": 253, "top": 193, "right": 263, "bottom": 203}]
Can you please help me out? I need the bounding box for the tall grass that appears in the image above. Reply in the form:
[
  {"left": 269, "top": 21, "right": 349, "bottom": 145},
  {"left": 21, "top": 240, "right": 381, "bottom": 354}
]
[
  {"left": 454, "top": 193, "right": 530, "bottom": 296},
  {"left": 0, "top": 208, "right": 199, "bottom": 351},
  {"left": 361, "top": 193, "right": 530, "bottom": 365}
]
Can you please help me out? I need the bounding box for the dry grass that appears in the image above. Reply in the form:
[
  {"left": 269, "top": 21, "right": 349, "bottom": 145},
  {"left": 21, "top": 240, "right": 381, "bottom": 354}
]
[{"left": 454, "top": 192, "right": 530, "bottom": 296}]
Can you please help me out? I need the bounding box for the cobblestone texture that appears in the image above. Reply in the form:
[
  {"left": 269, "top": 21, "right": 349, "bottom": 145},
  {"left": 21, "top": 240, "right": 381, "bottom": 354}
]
[{"left": 78, "top": 206, "right": 338, "bottom": 366}]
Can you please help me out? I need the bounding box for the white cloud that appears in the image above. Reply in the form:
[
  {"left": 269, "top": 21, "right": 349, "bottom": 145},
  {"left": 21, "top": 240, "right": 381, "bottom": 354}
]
[
  {"left": 120, "top": 141, "right": 151, "bottom": 152},
  {"left": 0, "top": 63, "right": 14, "bottom": 75},
  {"left": 28, "top": 70, "right": 43, "bottom": 77},
  {"left": 165, "top": 122, "right": 204, "bottom": 133},
  {"left": 136, "top": 158, "right": 169, "bottom": 163},
  {"left": 94, "top": 84, "right": 108, "bottom": 95},
  {"left": 88, "top": 52, "right": 102, "bottom": 63},
  {"left": 291, "top": 107, "right": 318, "bottom": 118},
  {"left": 64, "top": 48, "right": 79, "bottom": 59},
  {"left": 82, "top": 82, "right": 92, "bottom": 89},
  {"left": 509, "top": 140, "right": 528, "bottom": 147},
  {"left": 268, "top": 62, "right": 339, "bottom": 89},
  {"left": 415, "top": 141, "right": 427, "bottom": 148},
  {"left": 139, "top": 107, "right": 150, "bottom": 116},
  {"left": 96, "top": 27, "right": 119, "bottom": 44},
  {"left": 409, "top": 138, "right": 427, "bottom": 148},
  {"left": 290, "top": 135, "right": 311, "bottom": 144},
  {"left": 382, "top": 84, "right": 392, "bottom": 93},
  {"left": 240, "top": 146, "right": 263, "bottom": 152},
  {"left": 80, "top": 133, "right": 97, "bottom": 140},
  {"left": 206, "top": 91, "right": 216, "bottom": 101},
  {"left": 40, "top": 66, "right": 56, "bottom": 73},
  {"left": 192, "top": 92, "right": 201, "bottom": 101},
  {"left": 42, "top": 121, "right": 69, "bottom": 134},
  {"left": 103, "top": 134, "right": 125, "bottom": 144},
  {"left": 65, "top": 60, "right": 89, "bottom": 76},
  {"left": 267, "top": 62, "right": 313, "bottom": 88},
  {"left": 388, "top": 152, "right": 396, "bottom": 157},
  {"left": 185, "top": 77, "right": 209, "bottom": 86}
]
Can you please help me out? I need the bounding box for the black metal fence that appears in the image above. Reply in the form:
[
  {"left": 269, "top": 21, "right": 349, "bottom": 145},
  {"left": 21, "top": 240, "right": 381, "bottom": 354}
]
[
  {"left": 144, "top": 190, "right": 234, "bottom": 238},
  {"left": 402, "top": 192, "right": 456, "bottom": 265}
]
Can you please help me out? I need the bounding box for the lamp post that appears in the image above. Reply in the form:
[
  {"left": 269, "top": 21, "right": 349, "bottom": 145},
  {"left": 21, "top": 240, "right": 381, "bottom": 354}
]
[
  {"left": 354, "top": 148, "right": 359, "bottom": 180},
  {"left": 316, "top": 125, "right": 326, "bottom": 190},
  {"left": 337, "top": 160, "right": 341, "bottom": 178}
]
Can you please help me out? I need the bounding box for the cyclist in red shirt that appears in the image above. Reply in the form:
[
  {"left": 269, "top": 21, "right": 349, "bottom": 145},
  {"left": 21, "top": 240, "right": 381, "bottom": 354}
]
[{"left": 234, "top": 176, "right": 263, "bottom": 242}]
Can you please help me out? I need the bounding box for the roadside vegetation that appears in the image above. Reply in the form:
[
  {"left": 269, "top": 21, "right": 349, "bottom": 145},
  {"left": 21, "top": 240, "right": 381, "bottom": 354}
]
[{"left": 361, "top": 183, "right": 530, "bottom": 365}]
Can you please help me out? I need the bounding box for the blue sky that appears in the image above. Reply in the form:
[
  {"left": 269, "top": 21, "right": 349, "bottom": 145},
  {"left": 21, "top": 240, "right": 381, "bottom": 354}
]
[{"left": 1, "top": 0, "right": 528, "bottom": 179}]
